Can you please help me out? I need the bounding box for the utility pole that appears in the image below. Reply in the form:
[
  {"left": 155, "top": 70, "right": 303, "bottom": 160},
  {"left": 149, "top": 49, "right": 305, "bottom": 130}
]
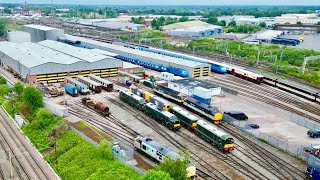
[{"left": 256, "top": 50, "right": 260, "bottom": 65}]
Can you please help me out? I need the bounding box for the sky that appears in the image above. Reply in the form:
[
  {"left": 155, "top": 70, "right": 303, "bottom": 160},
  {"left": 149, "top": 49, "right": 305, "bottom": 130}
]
[{"left": 1, "top": 0, "right": 320, "bottom": 6}]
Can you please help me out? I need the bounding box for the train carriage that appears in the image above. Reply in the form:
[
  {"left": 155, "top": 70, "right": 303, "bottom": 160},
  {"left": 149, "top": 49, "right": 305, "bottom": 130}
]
[
  {"left": 171, "top": 106, "right": 198, "bottom": 130},
  {"left": 196, "top": 120, "right": 234, "bottom": 151},
  {"left": 144, "top": 103, "right": 180, "bottom": 130},
  {"left": 65, "top": 76, "right": 90, "bottom": 95},
  {"left": 76, "top": 75, "right": 102, "bottom": 93},
  {"left": 119, "top": 90, "right": 146, "bottom": 110},
  {"left": 154, "top": 85, "right": 187, "bottom": 104},
  {"left": 88, "top": 74, "right": 113, "bottom": 92},
  {"left": 129, "top": 85, "right": 151, "bottom": 102},
  {"left": 149, "top": 95, "right": 172, "bottom": 112},
  {"left": 185, "top": 97, "right": 223, "bottom": 124}
]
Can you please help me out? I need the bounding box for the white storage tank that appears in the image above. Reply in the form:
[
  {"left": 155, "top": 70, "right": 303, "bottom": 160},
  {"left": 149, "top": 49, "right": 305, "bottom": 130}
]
[
  {"left": 43, "top": 100, "right": 68, "bottom": 117},
  {"left": 7, "top": 31, "right": 31, "bottom": 43}
]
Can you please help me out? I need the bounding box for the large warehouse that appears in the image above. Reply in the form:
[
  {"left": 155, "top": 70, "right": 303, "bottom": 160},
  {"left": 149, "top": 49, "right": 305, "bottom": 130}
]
[
  {"left": 60, "top": 34, "right": 210, "bottom": 78},
  {"left": 23, "top": 24, "right": 64, "bottom": 42},
  {"left": 0, "top": 40, "right": 122, "bottom": 84}
]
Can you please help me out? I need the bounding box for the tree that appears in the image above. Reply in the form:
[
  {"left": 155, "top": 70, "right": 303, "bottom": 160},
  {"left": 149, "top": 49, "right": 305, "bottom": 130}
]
[
  {"left": 22, "top": 86, "right": 43, "bottom": 113},
  {"left": 284, "top": 22, "right": 290, "bottom": 25},
  {"left": 179, "top": 16, "right": 189, "bottom": 22},
  {"left": 98, "top": 9, "right": 103, "bottom": 15},
  {"left": 297, "top": 21, "right": 302, "bottom": 25},
  {"left": 0, "top": 76, "right": 6, "bottom": 85},
  {"left": 97, "top": 140, "right": 113, "bottom": 160},
  {"left": 151, "top": 19, "right": 161, "bottom": 30},
  {"left": 35, "top": 108, "right": 52, "bottom": 128},
  {"left": 228, "top": 20, "right": 237, "bottom": 27},
  {"left": 207, "top": 16, "right": 218, "bottom": 25},
  {"left": 4, "top": 8, "right": 11, "bottom": 14},
  {"left": 0, "top": 84, "right": 10, "bottom": 96},
  {"left": 155, "top": 151, "right": 190, "bottom": 180},
  {"left": 217, "top": 20, "right": 226, "bottom": 26},
  {"left": 143, "top": 170, "right": 173, "bottom": 180},
  {"left": 13, "top": 82, "right": 24, "bottom": 96},
  {"left": 259, "top": 21, "right": 266, "bottom": 28}
]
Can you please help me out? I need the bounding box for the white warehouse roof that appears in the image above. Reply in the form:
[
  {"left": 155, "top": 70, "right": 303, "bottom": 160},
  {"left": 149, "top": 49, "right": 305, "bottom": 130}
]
[
  {"left": 38, "top": 40, "right": 108, "bottom": 63},
  {"left": 23, "top": 24, "right": 60, "bottom": 31}
]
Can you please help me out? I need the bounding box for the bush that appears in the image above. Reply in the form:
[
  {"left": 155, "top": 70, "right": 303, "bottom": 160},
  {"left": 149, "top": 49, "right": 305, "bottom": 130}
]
[
  {"left": 143, "top": 170, "right": 173, "bottom": 180},
  {"left": 34, "top": 108, "right": 53, "bottom": 128},
  {"left": 97, "top": 140, "right": 113, "bottom": 160},
  {"left": 0, "top": 76, "right": 6, "bottom": 85},
  {"left": 13, "top": 82, "right": 24, "bottom": 96},
  {"left": 22, "top": 86, "right": 43, "bottom": 113}
]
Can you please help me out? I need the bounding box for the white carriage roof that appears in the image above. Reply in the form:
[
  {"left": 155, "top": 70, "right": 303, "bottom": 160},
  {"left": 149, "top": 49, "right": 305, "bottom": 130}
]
[{"left": 197, "top": 120, "right": 228, "bottom": 137}]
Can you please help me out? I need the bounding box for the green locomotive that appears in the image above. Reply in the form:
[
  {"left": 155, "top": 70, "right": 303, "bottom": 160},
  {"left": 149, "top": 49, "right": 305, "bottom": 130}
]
[
  {"left": 196, "top": 120, "right": 234, "bottom": 151},
  {"left": 171, "top": 106, "right": 198, "bottom": 130},
  {"left": 144, "top": 103, "right": 181, "bottom": 130},
  {"left": 119, "top": 90, "right": 146, "bottom": 110}
]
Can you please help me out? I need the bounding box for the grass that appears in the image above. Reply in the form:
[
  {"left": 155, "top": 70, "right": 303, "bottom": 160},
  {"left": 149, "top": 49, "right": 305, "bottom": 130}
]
[
  {"left": 256, "top": 137, "right": 269, "bottom": 144},
  {"left": 71, "top": 120, "right": 112, "bottom": 142}
]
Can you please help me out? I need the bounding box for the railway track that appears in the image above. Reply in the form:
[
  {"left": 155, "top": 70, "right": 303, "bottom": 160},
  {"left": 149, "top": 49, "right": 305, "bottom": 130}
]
[
  {"left": 207, "top": 76, "right": 320, "bottom": 123},
  {"left": 105, "top": 94, "right": 282, "bottom": 180},
  {"left": 0, "top": 108, "right": 59, "bottom": 180}
]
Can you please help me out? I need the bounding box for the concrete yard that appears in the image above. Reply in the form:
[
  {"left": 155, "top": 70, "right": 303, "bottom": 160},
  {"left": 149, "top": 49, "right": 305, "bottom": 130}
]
[{"left": 283, "top": 34, "right": 320, "bottom": 51}]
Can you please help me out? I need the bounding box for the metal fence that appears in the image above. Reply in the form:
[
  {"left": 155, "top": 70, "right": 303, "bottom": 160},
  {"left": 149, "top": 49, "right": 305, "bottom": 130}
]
[
  {"left": 291, "top": 114, "right": 320, "bottom": 130},
  {"left": 223, "top": 114, "right": 307, "bottom": 159}
]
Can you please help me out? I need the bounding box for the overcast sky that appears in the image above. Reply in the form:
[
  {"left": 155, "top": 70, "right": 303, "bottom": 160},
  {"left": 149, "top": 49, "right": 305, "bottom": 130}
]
[{"left": 1, "top": 0, "right": 320, "bottom": 5}]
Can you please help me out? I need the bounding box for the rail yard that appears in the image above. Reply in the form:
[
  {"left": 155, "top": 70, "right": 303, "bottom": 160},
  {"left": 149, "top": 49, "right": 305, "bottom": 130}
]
[{"left": 0, "top": 22, "right": 319, "bottom": 180}]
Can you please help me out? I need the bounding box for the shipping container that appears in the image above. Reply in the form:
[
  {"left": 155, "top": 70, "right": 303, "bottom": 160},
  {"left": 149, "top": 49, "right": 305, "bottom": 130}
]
[
  {"left": 194, "top": 87, "right": 212, "bottom": 99},
  {"left": 43, "top": 100, "right": 68, "bottom": 117},
  {"left": 193, "top": 95, "right": 211, "bottom": 105}
]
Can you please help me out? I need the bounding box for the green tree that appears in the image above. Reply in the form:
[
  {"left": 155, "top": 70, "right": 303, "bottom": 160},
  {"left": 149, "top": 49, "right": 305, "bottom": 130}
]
[
  {"left": 228, "top": 20, "right": 237, "bottom": 27},
  {"left": 35, "top": 108, "right": 52, "bottom": 128},
  {"left": 97, "top": 140, "right": 113, "bottom": 160},
  {"left": 22, "top": 86, "right": 43, "bottom": 113},
  {"left": 98, "top": 9, "right": 103, "bottom": 15},
  {"left": 179, "top": 16, "right": 189, "bottom": 22},
  {"left": 156, "top": 151, "right": 190, "bottom": 180},
  {"left": 4, "top": 8, "right": 11, "bottom": 14},
  {"left": 297, "top": 21, "right": 302, "bottom": 25},
  {"left": 217, "top": 20, "right": 226, "bottom": 26},
  {"left": 284, "top": 22, "right": 290, "bottom": 25},
  {"left": 259, "top": 21, "right": 266, "bottom": 28},
  {"left": 151, "top": 19, "right": 161, "bottom": 30},
  {"left": 143, "top": 170, "right": 173, "bottom": 180},
  {"left": 207, "top": 16, "right": 218, "bottom": 24},
  {"left": 13, "top": 82, "right": 24, "bottom": 96},
  {"left": 0, "top": 84, "right": 10, "bottom": 96},
  {"left": 0, "top": 76, "right": 6, "bottom": 85}
]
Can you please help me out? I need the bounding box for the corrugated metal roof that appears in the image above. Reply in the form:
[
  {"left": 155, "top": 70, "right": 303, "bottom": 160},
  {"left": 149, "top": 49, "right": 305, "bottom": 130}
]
[
  {"left": 91, "top": 48, "right": 118, "bottom": 57},
  {"left": 163, "top": 20, "right": 210, "bottom": 30},
  {"left": 22, "top": 42, "right": 81, "bottom": 65},
  {"left": 38, "top": 40, "right": 108, "bottom": 63},
  {"left": 61, "top": 35, "right": 204, "bottom": 67},
  {"left": 0, "top": 41, "right": 50, "bottom": 68},
  {"left": 170, "top": 25, "right": 222, "bottom": 33},
  {"left": 24, "top": 24, "right": 60, "bottom": 31}
]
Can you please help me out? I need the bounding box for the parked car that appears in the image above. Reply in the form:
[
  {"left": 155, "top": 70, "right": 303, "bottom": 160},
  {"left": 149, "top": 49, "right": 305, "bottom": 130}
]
[
  {"left": 246, "top": 123, "right": 259, "bottom": 129},
  {"left": 307, "top": 129, "right": 320, "bottom": 138},
  {"left": 224, "top": 111, "right": 248, "bottom": 120}
]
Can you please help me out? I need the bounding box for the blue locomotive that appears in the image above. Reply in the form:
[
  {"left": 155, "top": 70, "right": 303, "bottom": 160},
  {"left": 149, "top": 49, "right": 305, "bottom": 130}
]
[
  {"left": 114, "top": 41, "right": 227, "bottom": 74},
  {"left": 306, "top": 165, "right": 320, "bottom": 180}
]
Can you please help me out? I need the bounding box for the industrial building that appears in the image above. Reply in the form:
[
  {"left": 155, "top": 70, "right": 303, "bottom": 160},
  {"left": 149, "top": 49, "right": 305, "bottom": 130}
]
[
  {"left": 7, "top": 31, "right": 31, "bottom": 43},
  {"left": 254, "top": 30, "right": 285, "bottom": 42},
  {"left": 60, "top": 34, "right": 210, "bottom": 78},
  {"left": 274, "top": 14, "right": 320, "bottom": 25},
  {"left": 162, "top": 20, "right": 209, "bottom": 31},
  {"left": 168, "top": 78, "right": 221, "bottom": 97},
  {"left": 23, "top": 24, "right": 64, "bottom": 42},
  {"left": 0, "top": 40, "right": 122, "bottom": 84},
  {"left": 274, "top": 24, "right": 320, "bottom": 34},
  {"left": 168, "top": 25, "right": 223, "bottom": 38}
]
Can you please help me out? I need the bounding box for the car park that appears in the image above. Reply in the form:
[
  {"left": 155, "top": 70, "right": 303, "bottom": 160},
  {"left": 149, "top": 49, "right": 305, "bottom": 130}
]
[{"left": 224, "top": 111, "right": 248, "bottom": 120}]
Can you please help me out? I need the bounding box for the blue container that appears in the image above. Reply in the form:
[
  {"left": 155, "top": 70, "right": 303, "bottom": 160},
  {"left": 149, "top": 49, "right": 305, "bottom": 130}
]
[
  {"left": 125, "top": 80, "right": 132, "bottom": 87},
  {"left": 64, "top": 83, "right": 78, "bottom": 97},
  {"left": 193, "top": 95, "right": 211, "bottom": 105}
]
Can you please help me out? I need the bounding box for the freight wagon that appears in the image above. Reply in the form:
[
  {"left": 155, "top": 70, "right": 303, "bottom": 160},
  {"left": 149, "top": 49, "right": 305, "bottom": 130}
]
[
  {"left": 144, "top": 103, "right": 181, "bottom": 130},
  {"left": 82, "top": 97, "right": 111, "bottom": 116},
  {"left": 119, "top": 90, "right": 146, "bottom": 110},
  {"left": 196, "top": 120, "right": 234, "bottom": 151},
  {"left": 171, "top": 106, "right": 198, "bottom": 130},
  {"left": 64, "top": 83, "right": 78, "bottom": 97}
]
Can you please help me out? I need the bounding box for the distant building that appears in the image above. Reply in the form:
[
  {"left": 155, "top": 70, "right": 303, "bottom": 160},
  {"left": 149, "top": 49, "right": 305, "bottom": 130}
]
[
  {"left": 217, "top": 15, "right": 267, "bottom": 26},
  {"left": 56, "top": 8, "right": 70, "bottom": 12},
  {"left": 274, "top": 24, "right": 320, "bottom": 34},
  {"left": 163, "top": 20, "right": 210, "bottom": 30},
  {"left": 93, "top": 22, "right": 145, "bottom": 31},
  {"left": 274, "top": 14, "right": 320, "bottom": 25}
]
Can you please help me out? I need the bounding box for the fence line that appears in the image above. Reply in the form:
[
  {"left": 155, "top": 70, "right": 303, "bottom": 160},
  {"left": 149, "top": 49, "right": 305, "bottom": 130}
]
[
  {"left": 223, "top": 114, "right": 307, "bottom": 159},
  {"left": 291, "top": 114, "right": 320, "bottom": 130}
]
